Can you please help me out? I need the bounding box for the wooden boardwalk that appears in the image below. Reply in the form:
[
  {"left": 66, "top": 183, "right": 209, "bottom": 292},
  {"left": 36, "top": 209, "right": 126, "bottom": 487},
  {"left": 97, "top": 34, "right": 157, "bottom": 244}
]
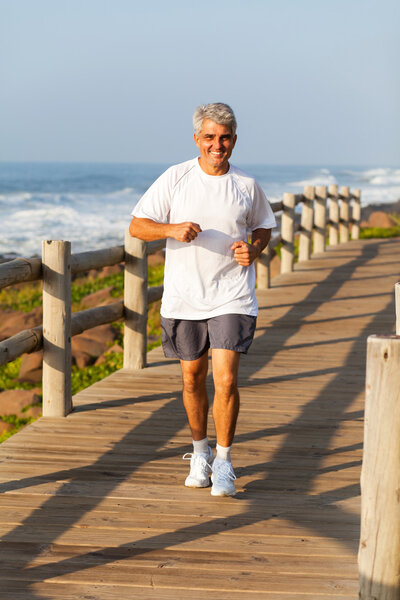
[{"left": 0, "top": 237, "right": 399, "bottom": 599}]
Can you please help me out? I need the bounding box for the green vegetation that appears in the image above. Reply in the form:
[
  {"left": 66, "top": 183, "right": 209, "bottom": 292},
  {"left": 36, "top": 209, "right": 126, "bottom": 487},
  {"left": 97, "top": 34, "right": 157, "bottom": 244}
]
[
  {"left": 0, "top": 414, "right": 38, "bottom": 444},
  {"left": 359, "top": 226, "right": 400, "bottom": 239},
  {"left": 0, "top": 281, "right": 42, "bottom": 312}
]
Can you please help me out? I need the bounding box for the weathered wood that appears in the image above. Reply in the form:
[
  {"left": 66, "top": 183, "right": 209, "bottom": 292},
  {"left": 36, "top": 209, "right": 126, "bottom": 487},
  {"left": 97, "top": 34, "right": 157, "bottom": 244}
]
[
  {"left": 281, "top": 192, "right": 296, "bottom": 274},
  {"left": 270, "top": 200, "right": 283, "bottom": 213},
  {"left": 339, "top": 186, "right": 350, "bottom": 243},
  {"left": 71, "top": 301, "right": 124, "bottom": 336},
  {"left": 299, "top": 186, "right": 314, "bottom": 262},
  {"left": 396, "top": 282, "right": 400, "bottom": 335},
  {"left": 359, "top": 334, "right": 400, "bottom": 599},
  {"left": 313, "top": 186, "right": 327, "bottom": 254},
  {"left": 71, "top": 246, "right": 124, "bottom": 275},
  {"left": 328, "top": 184, "right": 339, "bottom": 246},
  {"left": 147, "top": 285, "right": 163, "bottom": 304},
  {"left": 256, "top": 247, "right": 271, "bottom": 290},
  {"left": 0, "top": 326, "right": 42, "bottom": 367},
  {"left": 41, "top": 240, "right": 72, "bottom": 417},
  {"left": 0, "top": 257, "right": 42, "bottom": 290},
  {"left": 147, "top": 239, "right": 166, "bottom": 255},
  {"left": 123, "top": 231, "right": 148, "bottom": 369},
  {"left": 352, "top": 189, "right": 361, "bottom": 241}
]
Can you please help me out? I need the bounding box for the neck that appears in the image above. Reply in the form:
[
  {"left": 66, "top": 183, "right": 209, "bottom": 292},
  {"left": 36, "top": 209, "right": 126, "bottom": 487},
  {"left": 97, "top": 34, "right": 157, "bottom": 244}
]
[{"left": 198, "top": 157, "right": 230, "bottom": 176}]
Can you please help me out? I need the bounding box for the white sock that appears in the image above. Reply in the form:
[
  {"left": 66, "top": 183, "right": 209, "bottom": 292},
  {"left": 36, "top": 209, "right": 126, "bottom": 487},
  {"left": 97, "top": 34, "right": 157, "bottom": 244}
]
[
  {"left": 216, "top": 443, "right": 232, "bottom": 462},
  {"left": 193, "top": 437, "right": 209, "bottom": 455}
]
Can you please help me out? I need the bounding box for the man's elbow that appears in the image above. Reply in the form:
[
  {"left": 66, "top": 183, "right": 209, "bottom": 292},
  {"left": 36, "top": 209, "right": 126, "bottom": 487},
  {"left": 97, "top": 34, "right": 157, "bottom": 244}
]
[{"left": 129, "top": 217, "right": 140, "bottom": 238}]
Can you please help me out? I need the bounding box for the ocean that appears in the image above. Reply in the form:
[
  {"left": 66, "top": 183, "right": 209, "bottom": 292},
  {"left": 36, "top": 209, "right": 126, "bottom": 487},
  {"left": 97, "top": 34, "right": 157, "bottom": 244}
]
[{"left": 0, "top": 162, "right": 399, "bottom": 259}]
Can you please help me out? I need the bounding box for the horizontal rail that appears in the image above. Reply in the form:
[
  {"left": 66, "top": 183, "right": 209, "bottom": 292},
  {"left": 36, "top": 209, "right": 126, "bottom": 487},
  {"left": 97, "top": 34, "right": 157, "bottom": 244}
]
[
  {"left": 271, "top": 200, "right": 283, "bottom": 213},
  {"left": 0, "top": 257, "right": 42, "bottom": 290},
  {"left": 0, "top": 284, "right": 163, "bottom": 367},
  {"left": 71, "top": 245, "right": 124, "bottom": 275},
  {"left": 0, "top": 326, "right": 42, "bottom": 366},
  {"left": 147, "top": 239, "right": 166, "bottom": 254}
]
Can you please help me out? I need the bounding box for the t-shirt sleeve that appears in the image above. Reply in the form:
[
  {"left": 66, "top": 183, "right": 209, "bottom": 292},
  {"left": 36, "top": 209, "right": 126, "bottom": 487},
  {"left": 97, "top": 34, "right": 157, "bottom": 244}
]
[
  {"left": 247, "top": 181, "right": 277, "bottom": 230},
  {"left": 131, "top": 169, "right": 171, "bottom": 223}
]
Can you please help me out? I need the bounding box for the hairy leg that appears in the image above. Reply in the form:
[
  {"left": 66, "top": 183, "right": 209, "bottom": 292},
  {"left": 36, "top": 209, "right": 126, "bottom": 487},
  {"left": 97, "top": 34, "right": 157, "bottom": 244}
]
[
  {"left": 180, "top": 352, "right": 209, "bottom": 441},
  {"left": 211, "top": 349, "right": 241, "bottom": 447}
]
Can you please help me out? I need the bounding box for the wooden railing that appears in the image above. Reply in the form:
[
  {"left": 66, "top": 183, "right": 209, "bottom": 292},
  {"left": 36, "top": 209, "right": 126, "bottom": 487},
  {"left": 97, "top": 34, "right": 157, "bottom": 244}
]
[
  {"left": 0, "top": 184, "right": 361, "bottom": 418},
  {"left": 358, "top": 281, "right": 400, "bottom": 598}
]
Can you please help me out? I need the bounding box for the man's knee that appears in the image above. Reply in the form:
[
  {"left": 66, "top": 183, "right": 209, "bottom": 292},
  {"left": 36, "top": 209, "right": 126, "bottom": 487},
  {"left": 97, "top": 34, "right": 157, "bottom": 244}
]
[
  {"left": 214, "top": 371, "right": 238, "bottom": 397},
  {"left": 181, "top": 363, "right": 207, "bottom": 394}
]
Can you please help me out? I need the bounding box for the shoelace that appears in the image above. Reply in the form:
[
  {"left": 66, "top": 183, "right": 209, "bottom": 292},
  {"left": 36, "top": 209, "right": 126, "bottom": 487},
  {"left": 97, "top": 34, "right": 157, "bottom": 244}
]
[
  {"left": 182, "top": 452, "right": 213, "bottom": 472},
  {"left": 213, "top": 460, "right": 237, "bottom": 481}
]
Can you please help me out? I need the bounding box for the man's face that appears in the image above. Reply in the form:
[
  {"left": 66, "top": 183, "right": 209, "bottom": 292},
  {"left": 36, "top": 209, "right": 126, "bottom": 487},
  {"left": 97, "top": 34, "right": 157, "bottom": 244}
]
[{"left": 194, "top": 118, "right": 237, "bottom": 176}]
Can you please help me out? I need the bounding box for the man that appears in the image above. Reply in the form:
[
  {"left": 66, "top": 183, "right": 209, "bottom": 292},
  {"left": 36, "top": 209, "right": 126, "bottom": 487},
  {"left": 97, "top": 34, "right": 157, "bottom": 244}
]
[{"left": 129, "top": 103, "right": 275, "bottom": 496}]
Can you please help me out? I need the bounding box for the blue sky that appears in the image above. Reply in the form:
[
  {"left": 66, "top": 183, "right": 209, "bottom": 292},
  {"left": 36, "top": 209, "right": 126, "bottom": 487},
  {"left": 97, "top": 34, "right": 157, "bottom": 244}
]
[{"left": 1, "top": 0, "right": 399, "bottom": 165}]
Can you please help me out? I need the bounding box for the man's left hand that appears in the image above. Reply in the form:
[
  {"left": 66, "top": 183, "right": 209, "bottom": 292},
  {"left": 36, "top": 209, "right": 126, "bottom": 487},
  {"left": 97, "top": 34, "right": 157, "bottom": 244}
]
[{"left": 231, "top": 241, "right": 260, "bottom": 266}]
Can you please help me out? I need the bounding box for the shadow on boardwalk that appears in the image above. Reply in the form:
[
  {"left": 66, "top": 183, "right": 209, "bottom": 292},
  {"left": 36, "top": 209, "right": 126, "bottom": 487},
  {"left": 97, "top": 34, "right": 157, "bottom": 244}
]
[{"left": 0, "top": 238, "right": 398, "bottom": 598}]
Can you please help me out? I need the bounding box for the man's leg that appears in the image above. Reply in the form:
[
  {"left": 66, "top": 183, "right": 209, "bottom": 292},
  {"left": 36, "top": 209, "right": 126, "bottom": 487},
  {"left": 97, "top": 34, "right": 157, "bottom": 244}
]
[
  {"left": 211, "top": 349, "right": 241, "bottom": 447},
  {"left": 180, "top": 351, "right": 209, "bottom": 441},
  {"left": 210, "top": 349, "right": 241, "bottom": 496},
  {"left": 180, "top": 352, "right": 214, "bottom": 488}
]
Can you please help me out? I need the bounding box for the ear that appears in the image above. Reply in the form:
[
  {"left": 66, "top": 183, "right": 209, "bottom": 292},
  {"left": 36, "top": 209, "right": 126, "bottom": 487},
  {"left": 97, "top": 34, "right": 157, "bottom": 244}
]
[
  {"left": 232, "top": 134, "right": 237, "bottom": 148},
  {"left": 194, "top": 132, "right": 200, "bottom": 148}
]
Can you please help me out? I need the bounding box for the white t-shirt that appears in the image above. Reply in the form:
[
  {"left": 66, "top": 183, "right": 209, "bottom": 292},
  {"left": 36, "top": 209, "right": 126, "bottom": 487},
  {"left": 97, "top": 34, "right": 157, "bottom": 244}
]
[{"left": 131, "top": 158, "right": 276, "bottom": 319}]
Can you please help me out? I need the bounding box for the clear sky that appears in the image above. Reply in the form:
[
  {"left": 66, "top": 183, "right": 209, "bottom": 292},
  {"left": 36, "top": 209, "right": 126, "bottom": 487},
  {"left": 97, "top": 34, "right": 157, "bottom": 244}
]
[{"left": 1, "top": 0, "right": 399, "bottom": 165}]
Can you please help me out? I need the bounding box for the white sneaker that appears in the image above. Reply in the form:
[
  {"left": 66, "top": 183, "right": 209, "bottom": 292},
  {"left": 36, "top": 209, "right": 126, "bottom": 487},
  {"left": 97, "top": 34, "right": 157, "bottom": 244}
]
[
  {"left": 211, "top": 458, "right": 237, "bottom": 496},
  {"left": 183, "top": 446, "right": 214, "bottom": 488}
]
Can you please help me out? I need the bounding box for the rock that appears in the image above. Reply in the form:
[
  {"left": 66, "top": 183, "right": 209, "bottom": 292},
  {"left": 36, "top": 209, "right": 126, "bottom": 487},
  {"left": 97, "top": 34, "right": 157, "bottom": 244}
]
[
  {"left": 367, "top": 211, "right": 397, "bottom": 228},
  {"left": 79, "top": 287, "right": 115, "bottom": 309},
  {"left": 0, "top": 389, "right": 41, "bottom": 418},
  {"left": 148, "top": 250, "right": 165, "bottom": 267},
  {"left": 71, "top": 324, "right": 118, "bottom": 367},
  {"left": 18, "top": 351, "right": 43, "bottom": 383},
  {"left": 107, "top": 343, "right": 123, "bottom": 353},
  {"left": 99, "top": 265, "right": 123, "bottom": 277},
  {"left": 73, "top": 351, "right": 94, "bottom": 369},
  {"left": 0, "top": 306, "right": 42, "bottom": 341}
]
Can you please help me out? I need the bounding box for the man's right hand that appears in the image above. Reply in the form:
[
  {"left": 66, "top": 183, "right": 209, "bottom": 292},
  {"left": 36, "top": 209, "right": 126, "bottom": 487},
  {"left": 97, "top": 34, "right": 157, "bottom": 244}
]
[{"left": 170, "top": 222, "right": 202, "bottom": 243}]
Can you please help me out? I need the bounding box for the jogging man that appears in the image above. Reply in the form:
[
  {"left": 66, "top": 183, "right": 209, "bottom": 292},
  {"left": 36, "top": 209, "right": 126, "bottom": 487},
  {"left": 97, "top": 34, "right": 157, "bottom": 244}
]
[{"left": 129, "top": 103, "right": 275, "bottom": 496}]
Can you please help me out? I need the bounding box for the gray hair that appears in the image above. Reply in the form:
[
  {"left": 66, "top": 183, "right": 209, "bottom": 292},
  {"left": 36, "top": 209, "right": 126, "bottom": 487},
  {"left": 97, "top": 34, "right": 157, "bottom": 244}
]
[{"left": 193, "top": 103, "right": 237, "bottom": 137}]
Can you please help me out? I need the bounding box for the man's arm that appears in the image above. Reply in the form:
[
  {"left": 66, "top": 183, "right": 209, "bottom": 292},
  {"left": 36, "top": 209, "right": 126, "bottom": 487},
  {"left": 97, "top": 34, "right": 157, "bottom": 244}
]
[
  {"left": 231, "top": 228, "right": 272, "bottom": 266},
  {"left": 129, "top": 217, "right": 202, "bottom": 244}
]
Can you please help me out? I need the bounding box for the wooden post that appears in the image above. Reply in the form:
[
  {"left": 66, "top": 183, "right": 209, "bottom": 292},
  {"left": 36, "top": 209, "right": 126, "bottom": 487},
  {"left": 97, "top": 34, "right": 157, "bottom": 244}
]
[
  {"left": 339, "top": 186, "right": 350, "bottom": 243},
  {"left": 256, "top": 247, "right": 270, "bottom": 289},
  {"left": 352, "top": 189, "right": 361, "bottom": 240},
  {"left": 299, "top": 186, "right": 314, "bottom": 262},
  {"left": 124, "top": 230, "right": 148, "bottom": 369},
  {"left": 281, "top": 192, "right": 295, "bottom": 273},
  {"left": 328, "top": 184, "right": 339, "bottom": 246},
  {"left": 313, "top": 186, "right": 327, "bottom": 255},
  {"left": 359, "top": 334, "right": 400, "bottom": 598},
  {"left": 396, "top": 282, "right": 400, "bottom": 335},
  {"left": 42, "top": 240, "right": 72, "bottom": 417}
]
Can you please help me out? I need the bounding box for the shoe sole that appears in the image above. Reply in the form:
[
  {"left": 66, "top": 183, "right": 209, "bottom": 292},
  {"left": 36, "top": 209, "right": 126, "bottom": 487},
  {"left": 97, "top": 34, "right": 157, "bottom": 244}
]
[
  {"left": 185, "top": 479, "right": 210, "bottom": 488},
  {"left": 210, "top": 487, "right": 236, "bottom": 497}
]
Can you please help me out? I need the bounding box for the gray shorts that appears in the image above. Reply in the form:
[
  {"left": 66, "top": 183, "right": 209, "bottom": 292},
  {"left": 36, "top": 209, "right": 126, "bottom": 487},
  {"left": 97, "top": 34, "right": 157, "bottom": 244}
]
[{"left": 160, "top": 314, "right": 257, "bottom": 361}]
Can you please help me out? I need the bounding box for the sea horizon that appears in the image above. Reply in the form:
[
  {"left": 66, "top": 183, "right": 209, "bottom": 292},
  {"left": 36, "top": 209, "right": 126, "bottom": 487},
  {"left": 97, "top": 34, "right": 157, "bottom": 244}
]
[{"left": 1, "top": 161, "right": 399, "bottom": 259}]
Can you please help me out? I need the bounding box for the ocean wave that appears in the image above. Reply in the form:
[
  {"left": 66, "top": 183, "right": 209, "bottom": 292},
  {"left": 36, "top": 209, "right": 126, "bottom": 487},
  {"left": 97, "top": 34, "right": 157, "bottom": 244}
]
[{"left": 289, "top": 174, "right": 338, "bottom": 187}]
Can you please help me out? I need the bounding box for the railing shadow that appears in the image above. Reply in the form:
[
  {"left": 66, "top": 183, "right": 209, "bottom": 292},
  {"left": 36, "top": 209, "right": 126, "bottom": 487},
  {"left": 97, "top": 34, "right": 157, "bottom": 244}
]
[{"left": 0, "top": 238, "right": 398, "bottom": 598}]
